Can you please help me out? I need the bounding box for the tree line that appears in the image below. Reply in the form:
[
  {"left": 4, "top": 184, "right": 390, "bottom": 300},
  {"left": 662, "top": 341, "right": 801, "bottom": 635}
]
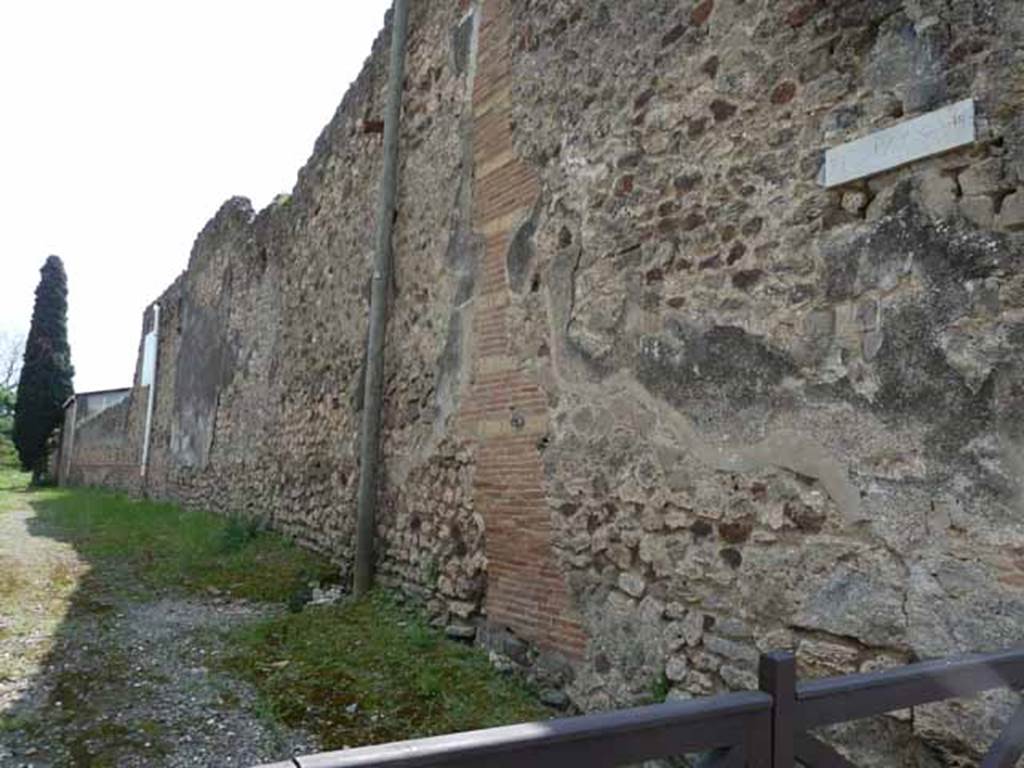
[{"left": 0, "top": 331, "right": 24, "bottom": 464}]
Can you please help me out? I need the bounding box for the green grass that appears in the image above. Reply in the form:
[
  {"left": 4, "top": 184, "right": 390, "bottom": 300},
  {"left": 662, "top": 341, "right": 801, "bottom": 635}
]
[
  {"left": 25, "top": 488, "right": 337, "bottom": 603},
  {"left": 0, "top": 435, "right": 16, "bottom": 466},
  {"left": 0, "top": 448, "right": 30, "bottom": 513},
  {"left": 1, "top": 451, "right": 334, "bottom": 605},
  {"left": 0, "top": 458, "right": 550, "bottom": 751},
  {"left": 221, "top": 591, "right": 549, "bottom": 750}
]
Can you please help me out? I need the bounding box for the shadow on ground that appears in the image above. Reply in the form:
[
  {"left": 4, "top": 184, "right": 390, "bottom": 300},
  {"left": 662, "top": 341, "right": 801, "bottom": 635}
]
[
  {"left": 0, "top": 482, "right": 317, "bottom": 767},
  {"left": 0, "top": 477, "right": 559, "bottom": 768}
]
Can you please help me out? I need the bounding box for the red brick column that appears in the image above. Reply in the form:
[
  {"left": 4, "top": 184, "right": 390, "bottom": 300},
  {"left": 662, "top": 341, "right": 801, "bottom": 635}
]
[{"left": 460, "top": 0, "right": 587, "bottom": 658}]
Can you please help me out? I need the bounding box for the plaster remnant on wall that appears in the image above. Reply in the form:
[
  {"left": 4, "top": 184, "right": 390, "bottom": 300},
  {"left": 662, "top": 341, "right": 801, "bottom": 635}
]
[{"left": 565, "top": 373, "right": 865, "bottom": 523}]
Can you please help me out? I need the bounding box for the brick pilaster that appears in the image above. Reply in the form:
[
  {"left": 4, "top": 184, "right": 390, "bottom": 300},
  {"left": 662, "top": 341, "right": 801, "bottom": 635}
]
[{"left": 460, "top": 0, "right": 587, "bottom": 658}]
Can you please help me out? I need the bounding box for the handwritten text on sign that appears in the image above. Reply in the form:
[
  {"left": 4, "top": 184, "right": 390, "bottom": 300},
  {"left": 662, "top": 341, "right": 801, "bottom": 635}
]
[{"left": 820, "top": 99, "right": 975, "bottom": 188}]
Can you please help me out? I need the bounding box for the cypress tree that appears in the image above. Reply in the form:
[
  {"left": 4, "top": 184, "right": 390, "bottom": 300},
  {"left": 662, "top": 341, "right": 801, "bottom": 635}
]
[{"left": 13, "top": 256, "right": 74, "bottom": 480}]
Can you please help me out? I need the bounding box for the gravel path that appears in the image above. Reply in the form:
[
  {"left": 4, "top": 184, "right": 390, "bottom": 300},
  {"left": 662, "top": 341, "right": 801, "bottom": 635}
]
[{"left": 0, "top": 501, "right": 317, "bottom": 767}]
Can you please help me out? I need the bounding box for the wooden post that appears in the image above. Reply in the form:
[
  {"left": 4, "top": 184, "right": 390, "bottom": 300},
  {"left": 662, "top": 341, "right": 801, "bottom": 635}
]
[
  {"left": 981, "top": 702, "right": 1024, "bottom": 768},
  {"left": 759, "top": 651, "right": 797, "bottom": 768},
  {"left": 746, "top": 707, "right": 773, "bottom": 768}
]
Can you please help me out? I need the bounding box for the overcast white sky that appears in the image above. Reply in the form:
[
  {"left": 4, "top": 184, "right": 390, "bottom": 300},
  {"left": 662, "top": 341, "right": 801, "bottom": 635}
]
[{"left": 0, "top": 1, "right": 391, "bottom": 392}]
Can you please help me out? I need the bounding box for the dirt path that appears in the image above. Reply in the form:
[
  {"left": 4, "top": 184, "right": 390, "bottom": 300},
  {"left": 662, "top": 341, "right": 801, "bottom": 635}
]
[{"left": 0, "top": 499, "right": 317, "bottom": 767}]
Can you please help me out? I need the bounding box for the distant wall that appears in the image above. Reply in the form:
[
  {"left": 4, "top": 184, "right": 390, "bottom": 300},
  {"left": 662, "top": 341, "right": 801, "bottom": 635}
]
[
  {"left": 76, "top": 390, "right": 130, "bottom": 421},
  {"left": 61, "top": 397, "right": 137, "bottom": 488},
  {"left": 63, "top": 0, "right": 1024, "bottom": 761}
]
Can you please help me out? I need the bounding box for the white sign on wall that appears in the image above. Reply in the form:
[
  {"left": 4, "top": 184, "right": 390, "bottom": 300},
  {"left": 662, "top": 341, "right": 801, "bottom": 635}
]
[
  {"left": 820, "top": 98, "right": 976, "bottom": 188},
  {"left": 141, "top": 330, "right": 157, "bottom": 387}
]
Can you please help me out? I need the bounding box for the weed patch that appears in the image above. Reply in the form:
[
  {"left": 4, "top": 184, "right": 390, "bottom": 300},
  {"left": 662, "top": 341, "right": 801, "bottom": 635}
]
[
  {"left": 221, "top": 591, "right": 549, "bottom": 750},
  {"left": 0, "top": 562, "right": 27, "bottom": 599}
]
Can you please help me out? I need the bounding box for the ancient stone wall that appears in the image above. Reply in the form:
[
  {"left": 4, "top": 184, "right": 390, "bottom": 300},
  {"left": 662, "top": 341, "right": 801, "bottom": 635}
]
[
  {"left": 61, "top": 0, "right": 1024, "bottom": 761},
  {"left": 62, "top": 397, "right": 138, "bottom": 488},
  {"left": 498, "top": 0, "right": 1024, "bottom": 761},
  {"left": 69, "top": 2, "right": 495, "bottom": 622}
]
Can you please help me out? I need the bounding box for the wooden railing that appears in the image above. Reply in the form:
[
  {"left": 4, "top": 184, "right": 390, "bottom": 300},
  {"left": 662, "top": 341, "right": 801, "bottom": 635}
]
[
  {"left": 256, "top": 647, "right": 1024, "bottom": 768},
  {"left": 760, "top": 648, "right": 1024, "bottom": 767}
]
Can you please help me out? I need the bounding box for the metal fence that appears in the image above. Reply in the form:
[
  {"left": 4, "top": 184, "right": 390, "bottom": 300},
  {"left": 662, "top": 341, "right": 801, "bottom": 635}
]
[{"left": 256, "top": 647, "right": 1024, "bottom": 768}]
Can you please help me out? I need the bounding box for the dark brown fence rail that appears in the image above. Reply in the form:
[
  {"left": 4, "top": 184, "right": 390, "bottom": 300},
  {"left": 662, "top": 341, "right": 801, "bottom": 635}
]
[
  {"left": 760, "top": 648, "right": 1024, "bottom": 767},
  {"left": 255, "top": 647, "right": 1024, "bottom": 768},
  {"left": 259, "top": 691, "right": 772, "bottom": 768}
]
